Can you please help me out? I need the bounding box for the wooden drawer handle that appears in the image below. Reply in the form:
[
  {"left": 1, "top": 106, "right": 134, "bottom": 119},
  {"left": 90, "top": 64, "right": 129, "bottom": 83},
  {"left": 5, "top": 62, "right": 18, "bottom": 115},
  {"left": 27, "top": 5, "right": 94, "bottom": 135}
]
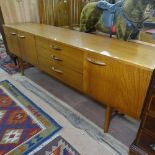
[
  {"left": 18, "top": 35, "right": 25, "bottom": 39},
  {"left": 10, "top": 32, "right": 16, "bottom": 35},
  {"left": 50, "top": 45, "right": 62, "bottom": 51},
  {"left": 87, "top": 58, "right": 106, "bottom": 66},
  {"left": 51, "top": 67, "right": 63, "bottom": 74},
  {"left": 150, "top": 144, "right": 155, "bottom": 151},
  {"left": 51, "top": 55, "right": 63, "bottom": 61}
]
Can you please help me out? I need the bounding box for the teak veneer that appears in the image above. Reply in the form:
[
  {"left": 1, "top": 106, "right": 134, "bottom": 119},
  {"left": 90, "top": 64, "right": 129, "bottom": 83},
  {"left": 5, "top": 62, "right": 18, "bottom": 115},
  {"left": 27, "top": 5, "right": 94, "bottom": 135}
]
[{"left": 3, "top": 23, "right": 155, "bottom": 135}]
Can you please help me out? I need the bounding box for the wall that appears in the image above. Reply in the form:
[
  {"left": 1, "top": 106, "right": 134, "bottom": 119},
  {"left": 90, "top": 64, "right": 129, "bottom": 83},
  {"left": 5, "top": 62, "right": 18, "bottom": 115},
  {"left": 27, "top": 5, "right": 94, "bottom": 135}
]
[
  {"left": 38, "top": 0, "right": 116, "bottom": 27},
  {"left": 38, "top": 0, "right": 104, "bottom": 26},
  {"left": 0, "top": 0, "right": 39, "bottom": 24}
]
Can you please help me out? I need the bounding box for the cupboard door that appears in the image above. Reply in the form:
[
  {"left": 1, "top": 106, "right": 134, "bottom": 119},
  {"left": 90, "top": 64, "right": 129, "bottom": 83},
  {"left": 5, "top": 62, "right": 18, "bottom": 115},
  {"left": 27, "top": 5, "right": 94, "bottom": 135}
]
[
  {"left": 18, "top": 31, "right": 38, "bottom": 66},
  {"left": 84, "top": 53, "right": 152, "bottom": 119},
  {"left": 4, "top": 27, "right": 21, "bottom": 57}
]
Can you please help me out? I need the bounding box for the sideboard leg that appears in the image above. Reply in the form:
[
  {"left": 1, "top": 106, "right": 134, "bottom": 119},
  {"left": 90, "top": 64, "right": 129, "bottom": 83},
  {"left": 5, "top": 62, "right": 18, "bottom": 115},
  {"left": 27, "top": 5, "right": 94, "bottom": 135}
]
[
  {"left": 104, "top": 106, "right": 113, "bottom": 133},
  {"left": 18, "top": 57, "right": 24, "bottom": 75}
]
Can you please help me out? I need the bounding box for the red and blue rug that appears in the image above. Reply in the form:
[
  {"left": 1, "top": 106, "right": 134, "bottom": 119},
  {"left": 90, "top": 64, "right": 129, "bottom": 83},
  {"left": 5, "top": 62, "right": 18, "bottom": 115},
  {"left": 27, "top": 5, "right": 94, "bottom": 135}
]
[
  {"left": 34, "top": 136, "right": 80, "bottom": 155},
  {"left": 0, "top": 80, "right": 62, "bottom": 155},
  {"left": 0, "top": 62, "right": 19, "bottom": 75}
]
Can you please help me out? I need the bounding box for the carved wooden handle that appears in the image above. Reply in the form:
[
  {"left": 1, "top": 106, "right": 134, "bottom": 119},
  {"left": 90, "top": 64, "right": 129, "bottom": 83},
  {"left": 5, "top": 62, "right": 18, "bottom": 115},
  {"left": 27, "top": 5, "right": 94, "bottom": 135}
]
[
  {"left": 11, "top": 32, "right": 16, "bottom": 35},
  {"left": 51, "top": 67, "right": 63, "bottom": 74},
  {"left": 51, "top": 55, "right": 63, "bottom": 61},
  {"left": 50, "top": 45, "right": 62, "bottom": 51},
  {"left": 87, "top": 58, "right": 106, "bottom": 66}
]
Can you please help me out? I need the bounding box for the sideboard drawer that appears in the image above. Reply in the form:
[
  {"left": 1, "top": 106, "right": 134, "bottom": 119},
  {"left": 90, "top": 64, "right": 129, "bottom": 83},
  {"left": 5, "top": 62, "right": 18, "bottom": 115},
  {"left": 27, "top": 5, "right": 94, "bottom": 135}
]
[
  {"left": 36, "top": 37, "right": 62, "bottom": 51},
  {"left": 36, "top": 37, "right": 84, "bottom": 59},
  {"left": 38, "top": 57, "right": 83, "bottom": 91},
  {"left": 137, "top": 131, "right": 155, "bottom": 154},
  {"left": 55, "top": 64, "right": 83, "bottom": 91},
  {"left": 37, "top": 46, "right": 83, "bottom": 74}
]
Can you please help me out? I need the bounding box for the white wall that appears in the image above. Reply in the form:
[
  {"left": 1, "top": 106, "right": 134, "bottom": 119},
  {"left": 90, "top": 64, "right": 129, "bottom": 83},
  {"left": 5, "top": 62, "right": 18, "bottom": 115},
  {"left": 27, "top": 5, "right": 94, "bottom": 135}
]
[{"left": 0, "top": 0, "right": 40, "bottom": 24}]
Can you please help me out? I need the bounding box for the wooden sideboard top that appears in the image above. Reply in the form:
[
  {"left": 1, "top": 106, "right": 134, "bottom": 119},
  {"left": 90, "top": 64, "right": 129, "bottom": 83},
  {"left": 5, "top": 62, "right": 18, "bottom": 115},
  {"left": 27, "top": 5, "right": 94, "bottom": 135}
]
[{"left": 4, "top": 23, "right": 155, "bottom": 71}]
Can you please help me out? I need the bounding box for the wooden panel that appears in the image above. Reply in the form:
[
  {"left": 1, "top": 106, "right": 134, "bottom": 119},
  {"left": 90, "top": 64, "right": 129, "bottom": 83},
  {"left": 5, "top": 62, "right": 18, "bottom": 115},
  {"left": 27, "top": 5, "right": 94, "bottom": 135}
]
[
  {"left": 137, "top": 131, "right": 155, "bottom": 155},
  {"left": 130, "top": 71, "right": 155, "bottom": 155},
  {"left": 3, "top": 27, "right": 21, "bottom": 57},
  {"left": 38, "top": 0, "right": 91, "bottom": 26},
  {"left": 36, "top": 36, "right": 62, "bottom": 50},
  {"left": 36, "top": 46, "right": 84, "bottom": 74},
  {"left": 38, "top": 0, "right": 115, "bottom": 26},
  {"left": 0, "top": 0, "right": 39, "bottom": 24},
  {"left": 38, "top": 57, "right": 83, "bottom": 91},
  {"left": 143, "top": 114, "right": 155, "bottom": 136},
  {"left": 36, "top": 36, "right": 84, "bottom": 57},
  {"left": 84, "top": 52, "right": 152, "bottom": 119},
  {"left": 36, "top": 36, "right": 84, "bottom": 73},
  {"left": 139, "top": 31, "right": 155, "bottom": 44},
  {"left": 148, "top": 95, "right": 155, "bottom": 112},
  {"left": 18, "top": 31, "right": 38, "bottom": 66},
  {"left": 38, "top": 56, "right": 56, "bottom": 78}
]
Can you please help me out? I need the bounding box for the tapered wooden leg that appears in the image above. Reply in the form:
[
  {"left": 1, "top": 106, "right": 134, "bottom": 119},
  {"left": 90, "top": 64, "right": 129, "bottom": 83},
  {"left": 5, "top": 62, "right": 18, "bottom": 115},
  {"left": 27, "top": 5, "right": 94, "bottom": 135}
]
[
  {"left": 104, "top": 106, "right": 113, "bottom": 133},
  {"left": 17, "top": 57, "right": 24, "bottom": 75}
]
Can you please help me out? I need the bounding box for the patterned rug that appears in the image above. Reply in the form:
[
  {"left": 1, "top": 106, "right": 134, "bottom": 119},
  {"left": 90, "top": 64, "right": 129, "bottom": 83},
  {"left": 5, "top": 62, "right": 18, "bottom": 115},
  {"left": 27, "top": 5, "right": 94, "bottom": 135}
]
[
  {"left": 0, "top": 61, "right": 19, "bottom": 74},
  {"left": 0, "top": 69, "right": 128, "bottom": 155},
  {"left": 33, "top": 136, "right": 80, "bottom": 155},
  {"left": 0, "top": 80, "right": 62, "bottom": 155},
  {"left": 13, "top": 73, "right": 129, "bottom": 155}
]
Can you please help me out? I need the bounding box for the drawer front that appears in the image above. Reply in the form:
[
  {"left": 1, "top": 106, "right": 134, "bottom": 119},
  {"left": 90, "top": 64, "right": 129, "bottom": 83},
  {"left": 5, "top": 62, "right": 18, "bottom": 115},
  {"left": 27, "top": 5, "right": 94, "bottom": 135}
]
[
  {"left": 36, "top": 37, "right": 61, "bottom": 51},
  {"left": 137, "top": 131, "right": 155, "bottom": 155},
  {"left": 4, "top": 27, "right": 21, "bottom": 57},
  {"left": 148, "top": 95, "right": 155, "bottom": 112},
  {"left": 36, "top": 46, "right": 83, "bottom": 74},
  {"left": 38, "top": 57, "right": 60, "bottom": 80},
  {"left": 38, "top": 57, "right": 83, "bottom": 91},
  {"left": 36, "top": 37, "right": 84, "bottom": 60},
  {"left": 143, "top": 114, "right": 155, "bottom": 135}
]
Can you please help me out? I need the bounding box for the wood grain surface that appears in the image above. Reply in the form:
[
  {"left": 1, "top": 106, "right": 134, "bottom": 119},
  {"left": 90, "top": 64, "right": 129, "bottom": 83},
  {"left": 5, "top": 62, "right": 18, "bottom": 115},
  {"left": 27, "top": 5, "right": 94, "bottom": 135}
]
[{"left": 4, "top": 23, "right": 155, "bottom": 70}]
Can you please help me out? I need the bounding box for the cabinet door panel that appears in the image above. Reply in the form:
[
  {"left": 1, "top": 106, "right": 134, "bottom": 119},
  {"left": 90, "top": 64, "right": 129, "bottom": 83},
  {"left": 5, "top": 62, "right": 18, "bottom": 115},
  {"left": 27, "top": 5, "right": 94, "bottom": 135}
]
[
  {"left": 84, "top": 53, "right": 152, "bottom": 119},
  {"left": 4, "top": 27, "right": 21, "bottom": 57},
  {"left": 137, "top": 131, "right": 155, "bottom": 155},
  {"left": 18, "top": 31, "right": 38, "bottom": 66}
]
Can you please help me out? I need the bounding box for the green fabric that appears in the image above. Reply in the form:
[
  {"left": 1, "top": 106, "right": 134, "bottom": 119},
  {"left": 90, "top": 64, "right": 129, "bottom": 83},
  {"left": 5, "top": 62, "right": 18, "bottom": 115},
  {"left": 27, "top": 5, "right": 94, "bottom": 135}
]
[
  {"left": 80, "top": 2, "right": 102, "bottom": 32},
  {"left": 80, "top": 0, "right": 154, "bottom": 41}
]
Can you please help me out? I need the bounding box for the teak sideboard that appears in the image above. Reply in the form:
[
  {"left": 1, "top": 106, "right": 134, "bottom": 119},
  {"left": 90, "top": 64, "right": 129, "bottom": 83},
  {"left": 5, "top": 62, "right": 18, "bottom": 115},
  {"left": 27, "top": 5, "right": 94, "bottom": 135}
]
[{"left": 3, "top": 24, "right": 155, "bottom": 136}]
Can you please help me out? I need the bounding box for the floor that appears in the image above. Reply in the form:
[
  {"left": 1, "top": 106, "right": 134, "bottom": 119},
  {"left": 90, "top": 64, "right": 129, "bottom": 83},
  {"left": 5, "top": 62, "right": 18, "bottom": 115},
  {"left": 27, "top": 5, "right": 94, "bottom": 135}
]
[{"left": 24, "top": 67, "right": 140, "bottom": 147}]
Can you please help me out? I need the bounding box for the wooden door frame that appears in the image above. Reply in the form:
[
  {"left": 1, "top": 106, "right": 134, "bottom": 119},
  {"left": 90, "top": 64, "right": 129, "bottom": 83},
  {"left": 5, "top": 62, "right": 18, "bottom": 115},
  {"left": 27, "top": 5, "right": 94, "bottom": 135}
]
[{"left": 0, "top": 6, "right": 9, "bottom": 53}]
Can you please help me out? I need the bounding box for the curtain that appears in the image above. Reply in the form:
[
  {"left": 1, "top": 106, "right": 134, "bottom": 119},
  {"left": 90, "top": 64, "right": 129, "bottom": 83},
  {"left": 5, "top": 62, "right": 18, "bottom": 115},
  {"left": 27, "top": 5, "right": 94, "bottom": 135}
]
[{"left": 38, "top": 0, "right": 114, "bottom": 26}]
